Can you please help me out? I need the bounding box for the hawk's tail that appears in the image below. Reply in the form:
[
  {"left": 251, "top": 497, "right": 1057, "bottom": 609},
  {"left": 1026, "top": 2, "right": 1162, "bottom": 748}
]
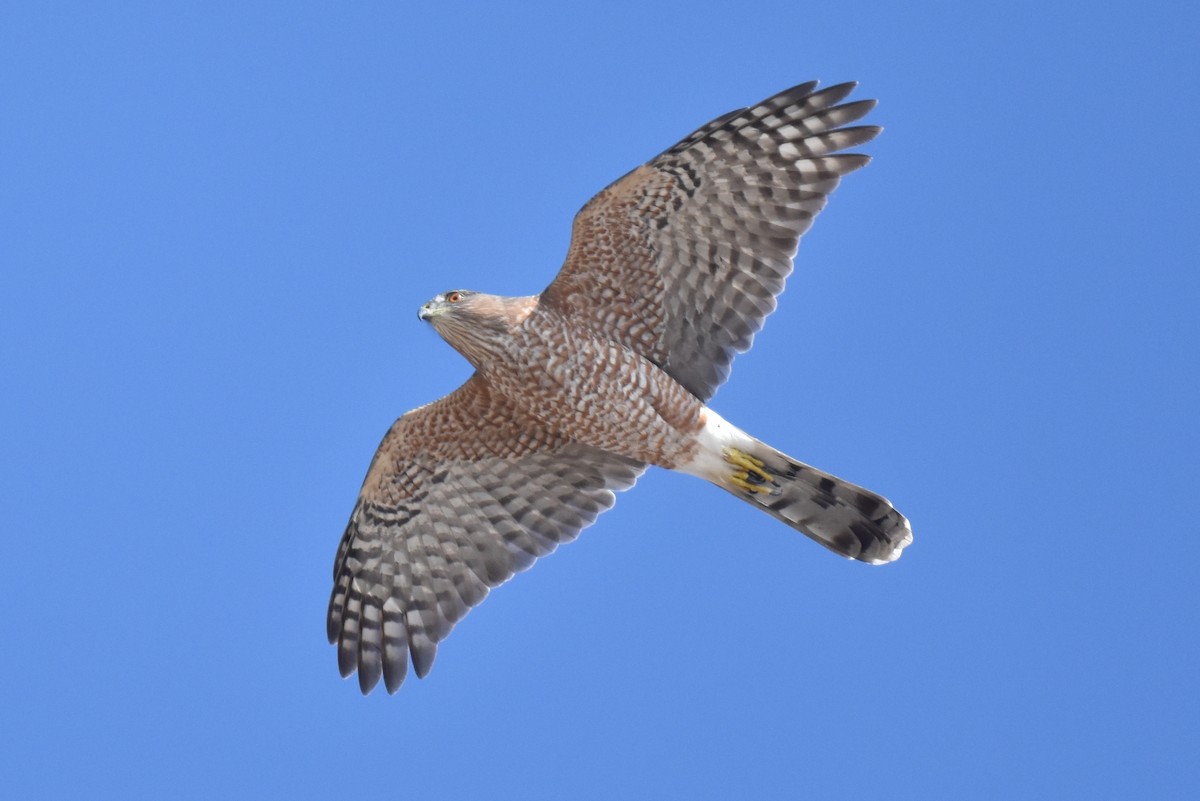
[{"left": 678, "top": 410, "right": 912, "bottom": 564}]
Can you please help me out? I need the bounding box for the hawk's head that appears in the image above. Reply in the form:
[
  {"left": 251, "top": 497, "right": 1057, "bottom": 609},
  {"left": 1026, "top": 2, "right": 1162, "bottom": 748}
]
[{"left": 418, "top": 290, "right": 537, "bottom": 368}]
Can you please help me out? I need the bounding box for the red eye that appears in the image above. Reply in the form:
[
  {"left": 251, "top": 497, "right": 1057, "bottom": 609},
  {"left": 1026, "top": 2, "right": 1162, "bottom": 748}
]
[{"left": 446, "top": 291, "right": 462, "bottom": 303}]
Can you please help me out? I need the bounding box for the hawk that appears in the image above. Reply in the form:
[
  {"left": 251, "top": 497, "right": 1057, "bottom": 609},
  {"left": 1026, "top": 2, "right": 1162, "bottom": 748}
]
[{"left": 328, "top": 80, "right": 912, "bottom": 694}]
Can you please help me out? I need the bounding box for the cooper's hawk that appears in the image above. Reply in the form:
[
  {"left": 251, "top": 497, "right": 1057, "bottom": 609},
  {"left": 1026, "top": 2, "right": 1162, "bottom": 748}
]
[{"left": 328, "top": 80, "right": 912, "bottom": 694}]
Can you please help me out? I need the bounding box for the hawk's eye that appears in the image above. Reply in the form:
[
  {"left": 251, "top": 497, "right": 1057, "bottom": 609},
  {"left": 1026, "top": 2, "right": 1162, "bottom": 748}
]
[{"left": 446, "top": 291, "right": 463, "bottom": 303}]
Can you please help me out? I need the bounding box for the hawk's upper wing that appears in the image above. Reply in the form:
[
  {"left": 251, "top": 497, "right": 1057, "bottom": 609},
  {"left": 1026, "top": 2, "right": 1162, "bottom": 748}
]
[
  {"left": 328, "top": 374, "right": 644, "bottom": 694},
  {"left": 540, "top": 81, "right": 879, "bottom": 402}
]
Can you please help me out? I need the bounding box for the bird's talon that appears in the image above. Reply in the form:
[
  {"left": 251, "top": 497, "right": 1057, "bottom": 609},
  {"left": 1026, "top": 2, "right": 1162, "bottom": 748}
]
[
  {"left": 725, "top": 448, "right": 766, "bottom": 472},
  {"left": 724, "top": 448, "right": 779, "bottom": 495},
  {"left": 730, "top": 474, "right": 766, "bottom": 494}
]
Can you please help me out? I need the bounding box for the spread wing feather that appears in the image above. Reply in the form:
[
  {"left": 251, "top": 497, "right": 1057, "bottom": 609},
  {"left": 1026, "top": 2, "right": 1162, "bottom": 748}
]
[
  {"left": 327, "top": 375, "right": 643, "bottom": 694},
  {"left": 541, "top": 81, "right": 880, "bottom": 401}
]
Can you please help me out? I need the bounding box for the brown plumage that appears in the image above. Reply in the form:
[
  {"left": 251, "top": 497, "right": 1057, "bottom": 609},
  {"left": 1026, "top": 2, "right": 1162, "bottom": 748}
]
[{"left": 328, "top": 80, "right": 912, "bottom": 694}]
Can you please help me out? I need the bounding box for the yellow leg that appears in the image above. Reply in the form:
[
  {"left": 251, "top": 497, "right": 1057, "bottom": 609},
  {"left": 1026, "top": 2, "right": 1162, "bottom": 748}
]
[
  {"left": 724, "top": 448, "right": 779, "bottom": 495},
  {"left": 726, "top": 448, "right": 765, "bottom": 473}
]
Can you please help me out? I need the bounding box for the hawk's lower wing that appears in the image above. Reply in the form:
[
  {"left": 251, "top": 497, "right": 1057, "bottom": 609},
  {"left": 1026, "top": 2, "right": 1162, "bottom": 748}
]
[
  {"left": 540, "top": 81, "right": 879, "bottom": 402},
  {"left": 328, "top": 374, "right": 644, "bottom": 694}
]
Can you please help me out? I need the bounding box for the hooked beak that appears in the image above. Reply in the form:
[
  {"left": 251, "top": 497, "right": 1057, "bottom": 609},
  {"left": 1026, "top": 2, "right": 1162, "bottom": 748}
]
[{"left": 418, "top": 302, "right": 438, "bottom": 321}]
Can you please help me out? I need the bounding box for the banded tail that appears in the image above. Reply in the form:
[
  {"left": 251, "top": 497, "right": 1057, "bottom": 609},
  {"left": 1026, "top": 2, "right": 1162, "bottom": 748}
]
[{"left": 678, "top": 410, "right": 912, "bottom": 564}]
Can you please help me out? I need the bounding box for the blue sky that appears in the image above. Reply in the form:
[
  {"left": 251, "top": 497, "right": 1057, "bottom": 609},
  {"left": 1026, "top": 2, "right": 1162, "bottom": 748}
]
[{"left": 2, "top": 1, "right": 1197, "bottom": 798}]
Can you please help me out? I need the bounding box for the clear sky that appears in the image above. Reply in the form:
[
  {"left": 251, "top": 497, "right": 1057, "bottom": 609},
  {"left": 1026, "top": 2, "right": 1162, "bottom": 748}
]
[{"left": 2, "top": 2, "right": 1197, "bottom": 798}]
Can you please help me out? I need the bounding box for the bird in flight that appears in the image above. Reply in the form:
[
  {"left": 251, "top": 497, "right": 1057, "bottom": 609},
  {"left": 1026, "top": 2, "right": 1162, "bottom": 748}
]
[{"left": 328, "top": 80, "right": 912, "bottom": 694}]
